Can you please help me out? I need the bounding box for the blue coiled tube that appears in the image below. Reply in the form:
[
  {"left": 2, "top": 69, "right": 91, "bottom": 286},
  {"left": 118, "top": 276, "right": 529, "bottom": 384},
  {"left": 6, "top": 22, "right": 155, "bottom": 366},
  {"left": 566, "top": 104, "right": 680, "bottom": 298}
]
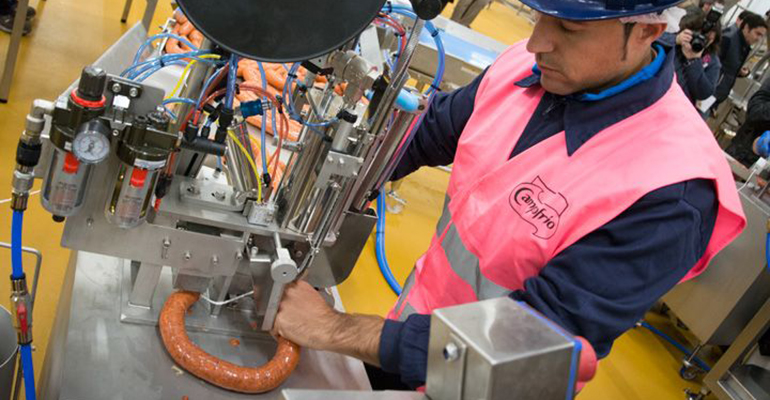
[{"left": 376, "top": 191, "right": 402, "bottom": 295}]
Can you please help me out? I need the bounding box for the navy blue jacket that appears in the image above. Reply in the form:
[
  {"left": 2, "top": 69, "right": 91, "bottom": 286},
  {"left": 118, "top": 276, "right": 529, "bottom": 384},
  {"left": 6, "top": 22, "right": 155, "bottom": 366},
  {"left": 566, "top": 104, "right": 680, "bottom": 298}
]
[
  {"left": 659, "top": 32, "right": 722, "bottom": 103},
  {"left": 381, "top": 45, "right": 719, "bottom": 389},
  {"left": 715, "top": 26, "right": 751, "bottom": 102}
]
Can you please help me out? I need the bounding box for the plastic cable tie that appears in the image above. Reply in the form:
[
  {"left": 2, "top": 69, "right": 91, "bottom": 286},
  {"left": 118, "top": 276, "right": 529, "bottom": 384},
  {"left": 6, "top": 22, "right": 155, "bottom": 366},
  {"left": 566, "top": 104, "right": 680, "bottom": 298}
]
[
  {"left": 431, "top": 29, "right": 440, "bottom": 38},
  {"left": 429, "top": 84, "right": 442, "bottom": 92}
]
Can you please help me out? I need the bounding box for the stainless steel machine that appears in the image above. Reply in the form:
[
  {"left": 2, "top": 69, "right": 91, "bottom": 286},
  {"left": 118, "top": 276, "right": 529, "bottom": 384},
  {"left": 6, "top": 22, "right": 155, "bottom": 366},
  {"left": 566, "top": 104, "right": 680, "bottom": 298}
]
[
  {"left": 663, "top": 160, "right": 770, "bottom": 399},
  {"left": 5, "top": 1, "right": 585, "bottom": 399}
]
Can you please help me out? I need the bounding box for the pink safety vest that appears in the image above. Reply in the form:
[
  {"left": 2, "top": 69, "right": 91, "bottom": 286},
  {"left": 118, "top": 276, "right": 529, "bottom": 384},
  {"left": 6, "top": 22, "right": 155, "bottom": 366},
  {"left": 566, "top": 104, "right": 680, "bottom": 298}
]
[{"left": 388, "top": 41, "right": 746, "bottom": 387}]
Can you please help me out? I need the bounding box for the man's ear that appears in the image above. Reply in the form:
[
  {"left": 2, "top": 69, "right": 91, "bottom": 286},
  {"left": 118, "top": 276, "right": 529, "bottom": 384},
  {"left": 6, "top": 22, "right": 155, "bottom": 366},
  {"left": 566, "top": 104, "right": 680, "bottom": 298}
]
[{"left": 637, "top": 23, "right": 668, "bottom": 45}]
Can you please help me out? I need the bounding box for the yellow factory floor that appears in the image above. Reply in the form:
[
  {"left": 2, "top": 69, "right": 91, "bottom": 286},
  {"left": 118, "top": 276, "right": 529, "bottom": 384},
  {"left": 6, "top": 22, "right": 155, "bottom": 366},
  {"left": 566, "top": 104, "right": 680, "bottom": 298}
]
[{"left": 0, "top": 1, "right": 715, "bottom": 399}]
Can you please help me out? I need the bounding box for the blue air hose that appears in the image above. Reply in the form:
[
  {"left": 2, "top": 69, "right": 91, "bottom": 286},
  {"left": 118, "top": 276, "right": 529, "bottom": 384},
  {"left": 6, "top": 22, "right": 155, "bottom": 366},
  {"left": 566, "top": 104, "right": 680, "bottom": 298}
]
[
  {"left": 376, "top": 191, "right": 402, "bottom": 295},
  {"left": 257, "top": 62, "right": 270, "bottom": 174},
  {"left": 638, "top": 321, "right": 711, "bottom": 372},
  {"left": 20, "top": 344, "right": 35, "bottom": 400},
  {"left": 11, "top": 211, "right": 23, "bottom": 279},
  {"left": 11, "top": 211, "right": 36, "bottom": 399}
]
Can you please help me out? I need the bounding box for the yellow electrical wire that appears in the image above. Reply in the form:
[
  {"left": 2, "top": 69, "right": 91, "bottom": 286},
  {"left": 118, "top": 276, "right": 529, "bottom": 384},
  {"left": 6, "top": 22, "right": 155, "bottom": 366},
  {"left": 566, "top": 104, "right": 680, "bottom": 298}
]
[
  {"left": 227, "top": 129, "right": 263, "bottom": 203},
  {"left": 164, "top": 54, "right": 221, "bottom": 100}
]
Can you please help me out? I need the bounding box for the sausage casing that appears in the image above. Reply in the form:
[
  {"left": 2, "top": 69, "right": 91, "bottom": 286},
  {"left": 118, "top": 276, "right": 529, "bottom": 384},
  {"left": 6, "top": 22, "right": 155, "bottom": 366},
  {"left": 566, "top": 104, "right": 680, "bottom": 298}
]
[{"left": 159, "top": 291, "right": 301, "bottom": 393}]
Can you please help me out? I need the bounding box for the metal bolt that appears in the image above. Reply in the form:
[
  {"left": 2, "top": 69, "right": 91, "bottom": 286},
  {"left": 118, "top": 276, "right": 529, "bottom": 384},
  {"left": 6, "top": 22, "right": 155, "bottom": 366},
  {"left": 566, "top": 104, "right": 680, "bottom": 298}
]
[
  {"left": 236, "top": 251, "right": 244, "bottom": 261},
  {"left": 86, "top": 218, "right": 94, "bottom": 227},
  {"left": 184, "top": 251, "right": 192, "bottom": 261},
  {"left": 327, "top": 156, "right": 334, "bottom": 163},
  {"left": 111, "top": 83, "right": 122, "bottom": 93},
  {"left": 112, "top": 129, "right": 120, "bottom": 137},
  {"left": 213, "top": 191, "right": 226, "bottom": 201},
  {"left": 211, "top": 255, "right": 219, "bottom": 265},
  {"left": 163, "top": 238, "right": 171, "bottom": 248},
  {"left": 443, "top": 342, "right": 460, "bottom": 362},
  {"left": 129, "top": 87, "right": 140, "bottom": 98},
  {"left": 294, "top": 250, "right": 304, "bottom": 258}
]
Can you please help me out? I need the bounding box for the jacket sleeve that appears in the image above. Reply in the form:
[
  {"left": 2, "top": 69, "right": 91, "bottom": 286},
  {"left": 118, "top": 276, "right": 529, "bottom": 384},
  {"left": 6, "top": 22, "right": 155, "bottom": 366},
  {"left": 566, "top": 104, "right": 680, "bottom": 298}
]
[
  {"left": 746, "top": 78, "right": 770, "bottom": 125},
  {"left": 390, "top": 69, "right": 487, "bottom": 181},
  {"left": 679, "top": 55, "right": 721, "bottom": 101},
  {"left": 510, "top": 179, "right": 718, "bottom": 358}
]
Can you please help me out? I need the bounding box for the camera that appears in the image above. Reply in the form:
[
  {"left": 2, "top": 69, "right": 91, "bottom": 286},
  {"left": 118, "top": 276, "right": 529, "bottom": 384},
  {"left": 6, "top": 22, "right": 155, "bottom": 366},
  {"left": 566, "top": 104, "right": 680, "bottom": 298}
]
[{"left": 691, "top": 4, "right": 723, "bottom": 52}]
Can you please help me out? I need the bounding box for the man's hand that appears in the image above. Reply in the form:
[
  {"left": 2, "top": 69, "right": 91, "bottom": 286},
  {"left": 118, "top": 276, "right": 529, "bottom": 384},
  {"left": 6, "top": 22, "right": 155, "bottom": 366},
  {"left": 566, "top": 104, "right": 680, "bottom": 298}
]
[
  {"left": 273, "top": 280, "right": 386, "bottom": 366},
  {"left": 272, "top": 281, "right": 340, "bottom": 349}
]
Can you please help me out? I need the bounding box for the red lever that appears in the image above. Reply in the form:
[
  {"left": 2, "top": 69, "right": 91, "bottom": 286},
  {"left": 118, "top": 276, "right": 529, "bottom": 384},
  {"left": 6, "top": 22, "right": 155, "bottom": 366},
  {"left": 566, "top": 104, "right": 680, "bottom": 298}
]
[
  {"left": 129, "top": 168, "right": 148, "bottom": 188},
  {"left": 16, "top": 302, "right": 28, "bottom": 335},
  {"left": 63, "top": 152, "right": 80, "bottom": 175}
]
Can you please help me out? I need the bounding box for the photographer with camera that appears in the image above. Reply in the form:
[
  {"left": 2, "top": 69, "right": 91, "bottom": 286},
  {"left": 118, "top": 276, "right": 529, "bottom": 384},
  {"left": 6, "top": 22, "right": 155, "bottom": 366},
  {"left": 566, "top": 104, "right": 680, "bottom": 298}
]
[{"left": 673, "top": 9, "right": 723, "bottom": 103}]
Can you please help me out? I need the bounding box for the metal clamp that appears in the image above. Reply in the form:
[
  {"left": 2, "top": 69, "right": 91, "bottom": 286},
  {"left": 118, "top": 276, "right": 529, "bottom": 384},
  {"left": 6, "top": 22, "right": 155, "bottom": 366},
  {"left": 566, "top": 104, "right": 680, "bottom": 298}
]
[{"left": 313, "top": 151, "right": 364, "bottom": 191}]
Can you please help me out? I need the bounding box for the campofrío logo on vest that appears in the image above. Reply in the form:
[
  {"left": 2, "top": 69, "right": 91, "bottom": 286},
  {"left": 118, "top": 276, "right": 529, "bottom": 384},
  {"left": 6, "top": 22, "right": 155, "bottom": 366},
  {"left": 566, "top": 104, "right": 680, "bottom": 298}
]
[{"left": 509, "top": 176, "right": 569, "bottom": 239}]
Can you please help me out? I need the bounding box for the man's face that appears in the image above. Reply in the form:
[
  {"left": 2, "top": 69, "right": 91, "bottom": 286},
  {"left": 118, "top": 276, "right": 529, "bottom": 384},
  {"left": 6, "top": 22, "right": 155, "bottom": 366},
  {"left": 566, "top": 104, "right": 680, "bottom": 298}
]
[
  {"left": 526, "top": 13, "right": 641, "bottom": 95},
  {"left": 743, "top": 25, "right": 767, "bottom": 45},
  {"left": 702, "top": 3, "right": 712, "bottom": 13}
]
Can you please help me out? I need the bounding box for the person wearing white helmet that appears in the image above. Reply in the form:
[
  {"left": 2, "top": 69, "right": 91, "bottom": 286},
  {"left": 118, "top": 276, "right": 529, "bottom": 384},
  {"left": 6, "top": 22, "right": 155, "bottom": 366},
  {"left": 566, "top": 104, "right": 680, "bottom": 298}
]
[{"left": 272, "top": 0, "right": 747, "bottom": 391}]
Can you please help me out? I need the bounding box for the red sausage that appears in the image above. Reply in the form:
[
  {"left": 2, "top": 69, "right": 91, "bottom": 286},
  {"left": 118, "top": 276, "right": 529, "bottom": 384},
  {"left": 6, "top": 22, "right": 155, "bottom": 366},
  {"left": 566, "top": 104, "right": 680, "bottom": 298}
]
[{"left": 159, "top": 291, "right": 301, "bottom": 393}]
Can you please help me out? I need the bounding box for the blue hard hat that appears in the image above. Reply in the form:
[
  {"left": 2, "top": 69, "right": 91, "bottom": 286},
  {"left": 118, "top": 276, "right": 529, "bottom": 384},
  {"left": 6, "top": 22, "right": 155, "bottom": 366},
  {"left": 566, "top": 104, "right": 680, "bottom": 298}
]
[{"left": 519, "top": 0, "right": 684, "bottom": 21}]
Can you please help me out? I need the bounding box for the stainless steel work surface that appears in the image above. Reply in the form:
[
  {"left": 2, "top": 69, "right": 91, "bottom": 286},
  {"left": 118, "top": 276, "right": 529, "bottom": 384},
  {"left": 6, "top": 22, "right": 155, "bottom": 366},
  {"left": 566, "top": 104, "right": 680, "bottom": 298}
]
[
  {"left": 41, "top": 251, "right": 371, "bottom": 400},
  {"left": 282, "top": 390, "right": 425, "bottom": 399}
]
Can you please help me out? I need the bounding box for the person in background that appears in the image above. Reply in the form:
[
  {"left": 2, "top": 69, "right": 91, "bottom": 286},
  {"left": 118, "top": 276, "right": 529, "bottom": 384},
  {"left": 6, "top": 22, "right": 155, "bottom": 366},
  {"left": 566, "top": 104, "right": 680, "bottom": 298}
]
[
  {"left": 723, "top": 10, "right": 753, "bottom": 36},
  {"left": 685, "top": 0, "right": 717, "bottom": 15},
  {"left": 0, "top": 0, "right": 35, "bottom": 35},
  {"left": 713, "top": 13, "right": 767, "bottom": 109},
  {"left": 450, "top": 0, "right": 492, "bottom": 27},
  {"left": 667, "top": 10, "right": 722, "bottom": 103},
  {"left": 727, "top": 77, "right": 770, "bottom": 167}
]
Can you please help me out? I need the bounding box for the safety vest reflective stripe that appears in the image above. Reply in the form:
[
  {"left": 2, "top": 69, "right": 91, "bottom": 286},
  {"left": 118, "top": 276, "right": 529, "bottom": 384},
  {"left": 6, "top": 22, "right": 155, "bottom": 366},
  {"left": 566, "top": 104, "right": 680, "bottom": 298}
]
[
  {"left": 436, "top": 195, "right": 452, "bottom": 236},
  {"left": 441, "top": 223, "right": 511, "bottom": 299},
  {"left": 393, "top": 211, "right": 511, "bottom": 321}
]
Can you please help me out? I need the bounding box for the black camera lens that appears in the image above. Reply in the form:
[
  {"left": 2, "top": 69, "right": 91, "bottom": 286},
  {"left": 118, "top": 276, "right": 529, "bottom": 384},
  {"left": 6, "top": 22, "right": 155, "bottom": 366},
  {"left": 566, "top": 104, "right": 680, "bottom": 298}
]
[{"left": 691, "top": 33, "right": 707, "bottom": 53}]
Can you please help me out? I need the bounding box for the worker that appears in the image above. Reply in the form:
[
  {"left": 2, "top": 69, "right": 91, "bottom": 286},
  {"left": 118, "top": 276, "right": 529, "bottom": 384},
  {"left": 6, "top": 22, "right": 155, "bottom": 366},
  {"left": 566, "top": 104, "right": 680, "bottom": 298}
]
[
  {"left": 273, "top": 0, "right": 747, "bottom": 391},
  {"left": 728, "top": 77, "right": 770, "bottom": 167},
  {"left": 0, "top": 0, "right": 35, "bottom": 35},
  {"left": 713, "top": 12, "right": 767, "bottom": 110},
  {"left": 450, "top": 0, "right": 492, "bottom": 27}
]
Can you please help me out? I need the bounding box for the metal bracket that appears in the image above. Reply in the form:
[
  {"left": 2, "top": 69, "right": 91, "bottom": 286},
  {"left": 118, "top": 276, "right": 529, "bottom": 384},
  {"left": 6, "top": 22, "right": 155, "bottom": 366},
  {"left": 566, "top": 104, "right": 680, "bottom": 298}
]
[
  {"left": 179, "top": 180, "right": 246, "bottom": 212},
  {"left": 313, "top": 151, "right": 363, "bottom": 191}
]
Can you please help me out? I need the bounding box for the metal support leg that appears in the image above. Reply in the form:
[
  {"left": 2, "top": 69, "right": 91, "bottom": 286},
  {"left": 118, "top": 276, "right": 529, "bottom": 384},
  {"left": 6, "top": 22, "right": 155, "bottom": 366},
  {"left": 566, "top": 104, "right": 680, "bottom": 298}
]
[
  {"left": 121, "top": 0, "right": 133, "bottom": 23},
  {"left": 141, "top": 0, "right": 158, "bottom": 32},
  {"left": 0, "top": 0, "right": 30, "bottom": 103},
  {"left": 128, "top": 262, "right": 163, "bottom": 309},
  {"left": 703, "top": 296, "right": 770, "bottom": 399}
]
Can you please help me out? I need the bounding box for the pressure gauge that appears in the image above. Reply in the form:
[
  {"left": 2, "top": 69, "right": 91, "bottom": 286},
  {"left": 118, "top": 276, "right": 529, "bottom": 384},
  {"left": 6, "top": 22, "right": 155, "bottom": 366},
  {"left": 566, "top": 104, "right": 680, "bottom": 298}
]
[{"left": 72, "top": 120, "right": 111, "bottom": 164}]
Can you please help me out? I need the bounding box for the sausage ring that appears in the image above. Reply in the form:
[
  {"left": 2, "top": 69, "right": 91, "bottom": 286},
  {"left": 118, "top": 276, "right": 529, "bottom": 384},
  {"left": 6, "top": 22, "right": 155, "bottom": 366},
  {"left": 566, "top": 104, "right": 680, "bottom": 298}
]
[{"left": 159, "top": 291, "right": 301, "bottom": 393}]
